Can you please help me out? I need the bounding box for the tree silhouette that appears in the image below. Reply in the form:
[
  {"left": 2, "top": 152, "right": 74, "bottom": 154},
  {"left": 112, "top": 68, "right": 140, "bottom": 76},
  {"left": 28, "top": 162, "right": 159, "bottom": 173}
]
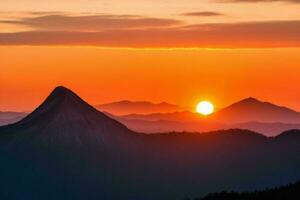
[{"left": 187, "top": 181, "right": 300, "bottom": 200}]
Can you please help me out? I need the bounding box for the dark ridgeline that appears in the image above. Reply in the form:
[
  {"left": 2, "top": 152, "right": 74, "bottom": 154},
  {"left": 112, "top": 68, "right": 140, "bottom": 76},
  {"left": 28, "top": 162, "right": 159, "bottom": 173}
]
[
  {"left": 193, "top": 180, "right": 300, "bottom": 200},
  {"left": 1, "top": 86, "right": 300, "bottom": 200}
]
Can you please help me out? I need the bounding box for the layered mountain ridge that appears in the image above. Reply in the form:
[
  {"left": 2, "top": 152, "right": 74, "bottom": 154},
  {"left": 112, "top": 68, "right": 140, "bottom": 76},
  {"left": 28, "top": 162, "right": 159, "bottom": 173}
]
[
  {"left": 96, "top": 99, "right": 188, "bottom": 115},
  {"left": 2, "top": 93, "right": 300, "bottom": 136}
]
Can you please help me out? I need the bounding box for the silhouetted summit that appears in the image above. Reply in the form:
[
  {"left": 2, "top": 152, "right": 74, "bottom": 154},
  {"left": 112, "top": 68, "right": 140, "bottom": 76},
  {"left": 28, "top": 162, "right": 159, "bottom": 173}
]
[
  {"left": 20, "top": 85, "right": 108, "bottom": 122},
  {"left": 225, "top": 97, "right": 291, "bottom": 111},
  {"left": 214, "top": 97, "right": 300, "bottom": 123},
  {"left": 238, "top": 97, "right": 261, "bottom": 104},
  {"left": 1, "top": 86, "right": 133, "bottom": 148}
]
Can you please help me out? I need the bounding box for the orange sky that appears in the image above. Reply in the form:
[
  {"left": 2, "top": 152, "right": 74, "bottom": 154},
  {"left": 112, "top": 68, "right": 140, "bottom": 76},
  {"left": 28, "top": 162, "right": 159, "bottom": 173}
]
[
  {"left": 0, "top": 0, "right": 300, "bottom": 111},
  {"left": 1, "top": 46, "right": 300, "bottom": 112}
]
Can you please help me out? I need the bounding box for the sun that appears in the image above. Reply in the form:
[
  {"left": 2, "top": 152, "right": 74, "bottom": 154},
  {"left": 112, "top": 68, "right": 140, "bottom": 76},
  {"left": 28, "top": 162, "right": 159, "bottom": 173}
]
[{"left": 196, "top": 101, "right": 214, "bottom": 115}]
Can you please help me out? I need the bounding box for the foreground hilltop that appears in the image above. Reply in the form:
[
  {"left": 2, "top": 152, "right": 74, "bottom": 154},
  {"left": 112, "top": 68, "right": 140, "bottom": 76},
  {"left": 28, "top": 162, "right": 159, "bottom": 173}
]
[{"left": 1, "top": 86, "right": 300, "bottom": 200}]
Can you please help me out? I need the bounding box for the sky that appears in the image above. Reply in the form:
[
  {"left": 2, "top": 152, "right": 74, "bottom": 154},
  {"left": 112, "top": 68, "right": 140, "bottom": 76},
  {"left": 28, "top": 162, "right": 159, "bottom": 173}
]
[{"left": 0, "top": 0, "right": 300, "bottom": 111}]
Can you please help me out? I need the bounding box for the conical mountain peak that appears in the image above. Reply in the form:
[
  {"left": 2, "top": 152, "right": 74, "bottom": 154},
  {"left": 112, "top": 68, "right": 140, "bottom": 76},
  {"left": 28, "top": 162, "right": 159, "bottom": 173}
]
[
  {"left": 233, "top": 97, "right": 262, "bottom": 106},
  {"left": 6, "top": 86, "right": 133, "bottom": 146},
  {"left": 19, "top": 86, "right": 96, "bottom": 123},
  {"left": 43, "top": 86, "right": 86, "bottom": 108},
  {"left": 241, "top": 97, "right": 260, "bottom": 103},
  {"left": 50, "top": 86, "right": 76, "bottom": 98}
]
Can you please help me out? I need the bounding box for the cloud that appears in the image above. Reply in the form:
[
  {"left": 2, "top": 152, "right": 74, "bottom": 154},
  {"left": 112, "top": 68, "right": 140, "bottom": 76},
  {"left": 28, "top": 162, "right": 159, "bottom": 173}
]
[
  {"left": 25, "top": 11, "right": 66, "bottom": 16},
  {"left": 0, "top": 14, "right": 182, "bottom": 31},
  {"left": 182, "top": 12, "right": 225, "bottom": 17},
  {"left": 0, "top": 19, "right": 300, "bottom": 48}
]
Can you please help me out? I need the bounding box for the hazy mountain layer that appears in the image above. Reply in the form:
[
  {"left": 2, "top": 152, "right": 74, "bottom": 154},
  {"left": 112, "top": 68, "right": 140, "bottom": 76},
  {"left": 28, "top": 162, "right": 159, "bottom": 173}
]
[
  {"left": 0, "top": 111, "right": 27, "bottom": 126},
  {"left": 2, "top": 97, "right": 300, "bottom": 136},
  {"left": 96, "top": 100, "right": 188, "bottom": 115}
]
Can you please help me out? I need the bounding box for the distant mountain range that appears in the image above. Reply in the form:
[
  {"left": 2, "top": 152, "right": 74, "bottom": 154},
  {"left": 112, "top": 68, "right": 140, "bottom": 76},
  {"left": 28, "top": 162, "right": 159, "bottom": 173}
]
[
  {"left": 120, "top": 97, "right": 300, "bottom": 124},
  {"left": 110, "top": 114, "right": 300, "bottom": 136},
  {"left": 2, "top": 97, "right": 300, "bottom": 136},
  {"left": 114, "top": 98, "right": 300, "bottom": 136},
  {"left": 1, "top": 86, "right": 300, "bottom": 199},
  {"left": 96, "top": 100, "right": 188, "bottom": 115},
  {"left": 0, "top": 111, "right": 27, "bottom": 126}
]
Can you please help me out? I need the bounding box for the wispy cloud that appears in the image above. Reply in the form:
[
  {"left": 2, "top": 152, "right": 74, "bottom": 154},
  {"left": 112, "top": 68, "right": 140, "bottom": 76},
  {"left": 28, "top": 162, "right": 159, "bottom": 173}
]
[
  {"left": 181, "top": 12, "right": 225, "bottom": 17},
  {"left": 0, "top": 20, "right": 299, "bottom": 48},
  {"left": 0, "top": 14, "right": 182, "bottom": 32}
]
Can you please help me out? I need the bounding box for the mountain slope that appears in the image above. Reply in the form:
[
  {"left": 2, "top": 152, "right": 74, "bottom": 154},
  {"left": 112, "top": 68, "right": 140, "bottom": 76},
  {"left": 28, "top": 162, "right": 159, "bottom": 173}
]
[
  {"left": 0, "top": 86, "right": 136, "bottom": 150},
  {"left": 114, "top": 98, "right": 300, "bottom": 135},
  {"left": 96, "top": 100, "right": 187, "bottom": 115},
  {"left": 122, "top": 111, "right": 204, "bottom": 122},
  {"left": 0, "top": 111, "right": 27, "bottom": 126},
  {"left": 231, "top": 121, "right": 300, "bottom": 136},
  {"left": 213, "top": 97, "right": 300, "bottom": 124}
]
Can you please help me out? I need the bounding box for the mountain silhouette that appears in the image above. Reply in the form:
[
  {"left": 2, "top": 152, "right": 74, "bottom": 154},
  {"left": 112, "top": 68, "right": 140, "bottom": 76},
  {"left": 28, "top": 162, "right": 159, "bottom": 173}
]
[
  {"left": 232, "top": 121, "right": 300, "bottom": 136},
  {"left": 1, "top": 87, "right": 300, "bottom": 200},
  {"left": 214, "top": 97, "right": 300, "bottom": 124},
  {"left": 198, "top": 180, "right": 300, "bottom": 200},
  {"left": 113, "top": 98, "right": 300, "bottom": 135},
  {"left": 108, "top": 114, "right": 300, "bottom": 136},
  {"left": 2, "top": 96, "right": 300, "bottom": 136},
  {"left": 0, "top": 86, "right": 136, "bottom": 151},
  {"left": 111, "top": 115, "right": 224, "bottom": 133},
  {"left": 122, "top": 111, "right": 205, "bottom": 122},
  {"left": 0, "top": 111, "right": 27, "bottom": 126},
  {"left": 106, "top": 97, "right": 300, "bottom": 124},
  {"left": 96, "top": 100, "right": 187, "bottom": 115},
  {"left": 3, "top": 110, "right": 300, "bottom": 136}
]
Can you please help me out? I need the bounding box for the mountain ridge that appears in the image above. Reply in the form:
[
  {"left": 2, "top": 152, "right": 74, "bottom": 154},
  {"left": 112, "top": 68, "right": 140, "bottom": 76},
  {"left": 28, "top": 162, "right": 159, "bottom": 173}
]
[
  {"left": 96, "top": 99, "right": 188, "bottom": 115},
  {"left": 214, "top": 97, "right": 300, "bottom": 123},
  {"left": 2, "top": 95, "right": 300, "bottom": 136}
]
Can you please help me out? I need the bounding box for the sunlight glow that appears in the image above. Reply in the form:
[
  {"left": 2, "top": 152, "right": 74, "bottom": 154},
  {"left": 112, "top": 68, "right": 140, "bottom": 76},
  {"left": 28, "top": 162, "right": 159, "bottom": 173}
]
[{"left": 196, "top": 101, "right": 214, "bottom": 115}]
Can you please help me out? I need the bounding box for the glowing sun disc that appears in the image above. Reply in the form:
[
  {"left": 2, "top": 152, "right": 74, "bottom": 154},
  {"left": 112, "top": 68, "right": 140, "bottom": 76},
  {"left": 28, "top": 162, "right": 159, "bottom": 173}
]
[{"left": 196, "top": 101, "right": 214, "bottom": 115}]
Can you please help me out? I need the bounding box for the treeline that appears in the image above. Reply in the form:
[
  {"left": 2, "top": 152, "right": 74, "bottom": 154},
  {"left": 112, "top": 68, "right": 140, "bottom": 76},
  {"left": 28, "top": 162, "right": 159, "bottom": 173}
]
[{"left": 186, "top": 181, "right": 300, "bottom": 200}]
